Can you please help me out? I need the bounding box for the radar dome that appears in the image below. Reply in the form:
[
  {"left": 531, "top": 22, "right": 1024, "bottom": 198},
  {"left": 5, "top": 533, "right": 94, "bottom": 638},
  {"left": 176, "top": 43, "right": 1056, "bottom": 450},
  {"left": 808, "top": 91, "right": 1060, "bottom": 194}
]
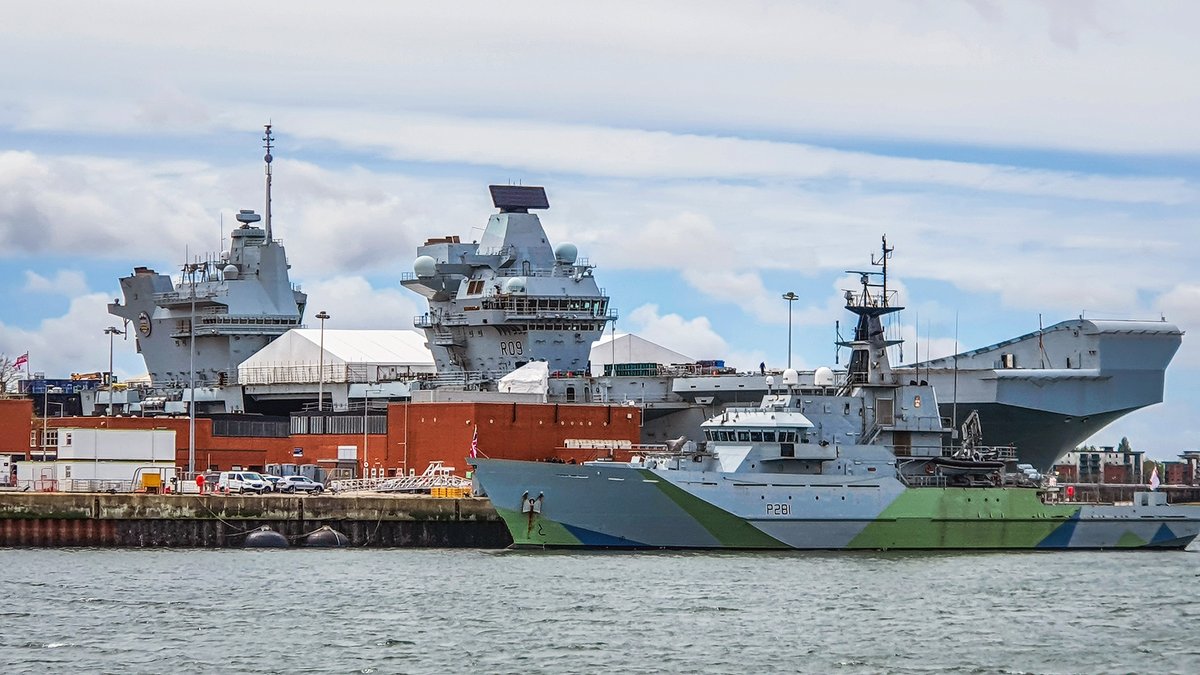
[
  {"left": 765, "top": 376, "right": 775, "bottom": 389},
  {"left": 413, "top": 255, "right": 437, "bottom": 278},
  {"left": 781, "top": 368, "right": 800, "bottom": 387},
  {"left": 554, "top": 242, "right": 578, "bottom": 265},
  {"left": 814, "top": 366, "right": 834, "bottom": 386},
  {"left": 504, "top": 277, "right": 527, "bottom": 293},
  {"left": 223, "top": 264, "right": 239, "bottom": 280}
]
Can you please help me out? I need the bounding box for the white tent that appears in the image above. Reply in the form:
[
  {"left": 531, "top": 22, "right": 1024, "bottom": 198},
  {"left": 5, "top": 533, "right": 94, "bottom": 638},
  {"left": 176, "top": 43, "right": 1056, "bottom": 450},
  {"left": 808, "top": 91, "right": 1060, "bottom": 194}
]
[
  {"left": 238, "top": 329, "right": 436, "bottom": 385},
  {"left": 589, "top": 333, "right": 696, "bottom": 376},
  {"left": 498, "top": 361, "right": 550, "bottom": 399}
]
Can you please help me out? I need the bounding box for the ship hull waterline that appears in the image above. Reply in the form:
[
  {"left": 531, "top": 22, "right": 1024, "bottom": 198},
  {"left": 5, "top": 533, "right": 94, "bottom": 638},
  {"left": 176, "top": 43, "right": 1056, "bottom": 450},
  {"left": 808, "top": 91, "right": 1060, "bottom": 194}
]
[{"left": 472, "top": 459, "right": 1200, "bottom": 551}]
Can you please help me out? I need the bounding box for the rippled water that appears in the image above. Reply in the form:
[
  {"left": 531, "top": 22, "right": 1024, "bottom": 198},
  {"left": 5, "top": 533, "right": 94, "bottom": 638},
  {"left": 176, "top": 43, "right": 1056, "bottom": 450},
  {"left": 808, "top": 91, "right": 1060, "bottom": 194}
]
[{"left": 2, "top": 545, "right": 1198, "bottom": 674}]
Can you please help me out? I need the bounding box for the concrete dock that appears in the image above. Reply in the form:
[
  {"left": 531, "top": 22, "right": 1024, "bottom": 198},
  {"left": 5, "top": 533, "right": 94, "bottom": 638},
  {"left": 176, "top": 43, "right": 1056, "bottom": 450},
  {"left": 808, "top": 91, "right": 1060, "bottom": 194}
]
[{"left": 0, "top": 492, "right": 512, "bottom": 548}]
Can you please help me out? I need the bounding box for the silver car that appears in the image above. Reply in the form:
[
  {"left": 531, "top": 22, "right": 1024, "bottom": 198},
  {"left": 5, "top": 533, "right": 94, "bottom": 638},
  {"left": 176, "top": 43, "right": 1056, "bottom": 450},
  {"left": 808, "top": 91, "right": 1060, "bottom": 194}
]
[{"left": 278, "top": 475, "right": 324, "bottom": 494}]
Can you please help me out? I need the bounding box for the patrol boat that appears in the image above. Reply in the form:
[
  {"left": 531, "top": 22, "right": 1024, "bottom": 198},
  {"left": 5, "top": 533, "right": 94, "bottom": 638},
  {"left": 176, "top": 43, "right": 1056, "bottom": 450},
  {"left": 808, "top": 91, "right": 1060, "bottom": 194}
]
[{"left": 471, "top": 243, "right": 1200, "bottom": 550}]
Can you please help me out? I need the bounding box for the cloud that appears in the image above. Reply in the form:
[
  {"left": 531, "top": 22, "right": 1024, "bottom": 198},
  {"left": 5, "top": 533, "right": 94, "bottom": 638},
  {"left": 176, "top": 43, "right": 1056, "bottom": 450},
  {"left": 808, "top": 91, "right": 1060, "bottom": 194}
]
[
  {"left": 299, "top": 275, "right": 425, "bottom": 331},
  {"left": 625, "top": 304, "right": 727, "bottom": 359},
  {"left": 0, "top": 291, "right": 133, "bottom": 378},
  {"left": 23, "top": 269, "right": 89, "bottom": 296},
  {"left": 4, "top": 2, "right": 1200, "bottom": 155}
]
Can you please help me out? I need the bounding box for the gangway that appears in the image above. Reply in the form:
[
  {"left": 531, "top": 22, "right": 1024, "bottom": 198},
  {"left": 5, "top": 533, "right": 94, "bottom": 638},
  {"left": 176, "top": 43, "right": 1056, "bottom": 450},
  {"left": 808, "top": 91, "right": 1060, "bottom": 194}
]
[{"left": 329, "top": 461, "right": 471, "bottom": 494}]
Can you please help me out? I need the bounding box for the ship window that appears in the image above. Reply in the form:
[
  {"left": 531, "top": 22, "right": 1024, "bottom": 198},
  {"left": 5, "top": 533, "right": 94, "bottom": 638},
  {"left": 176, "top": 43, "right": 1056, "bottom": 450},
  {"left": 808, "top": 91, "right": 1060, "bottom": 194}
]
[
  {"left": 565, "top": 386, "right": 576, "bottom": 403},
  {"left": 737, "top": 431, "right": 750, "bottom": 442},
  {"left": 718, "top": 431, "right": 730, "bottom": 442},
  {"left": 761, "top": 430, "right": 775, "bottom": 442},
  {"left": 877, "top": 399, "right": 894, "bottom": 426},
  {"left": 750, "top": 431, "right": 763, "bottom": 442}
]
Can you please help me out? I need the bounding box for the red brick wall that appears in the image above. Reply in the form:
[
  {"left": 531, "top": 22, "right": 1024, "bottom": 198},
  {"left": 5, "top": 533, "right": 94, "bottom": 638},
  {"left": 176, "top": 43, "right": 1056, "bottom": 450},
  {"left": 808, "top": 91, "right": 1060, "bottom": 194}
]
[
  {"left": 32, "top": 400, "right": 642, "bottom": 476},
  {"left": 0, "top": 398, "right": 33, "bottom": 456},
  {"left": 387, "top": 401, "right": 642, "bottom": 475},
  {"left": 1103, "top": 464, "right": 1131, "bottom": 484},
  {"left": 1054, "top": 464, "right": 1077, "bottom": 482}
]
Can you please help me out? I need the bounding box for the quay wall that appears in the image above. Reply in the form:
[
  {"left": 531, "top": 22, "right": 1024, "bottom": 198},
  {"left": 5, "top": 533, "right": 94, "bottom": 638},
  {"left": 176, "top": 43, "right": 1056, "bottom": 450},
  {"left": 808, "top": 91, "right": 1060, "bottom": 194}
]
[{"left": 0, "top": 493, "right": 512, "bottom": 548}]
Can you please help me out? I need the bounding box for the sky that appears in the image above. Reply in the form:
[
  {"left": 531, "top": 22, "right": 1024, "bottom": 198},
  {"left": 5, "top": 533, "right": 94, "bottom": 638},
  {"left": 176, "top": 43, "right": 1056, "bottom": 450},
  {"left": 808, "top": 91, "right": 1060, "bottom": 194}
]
[{"left": 1, "top": 1, "right": 1197, "bottom": 458}]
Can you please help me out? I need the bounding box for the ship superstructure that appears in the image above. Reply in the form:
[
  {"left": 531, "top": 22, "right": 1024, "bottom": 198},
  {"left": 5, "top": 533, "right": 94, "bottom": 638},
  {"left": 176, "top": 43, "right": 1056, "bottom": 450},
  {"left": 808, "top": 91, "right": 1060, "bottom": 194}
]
[
  {"left": 401, "top": 186, "right": 615, "bottom": 379},
  {"left": 107, "top": 125, "right": 307, "bottom": 410}
]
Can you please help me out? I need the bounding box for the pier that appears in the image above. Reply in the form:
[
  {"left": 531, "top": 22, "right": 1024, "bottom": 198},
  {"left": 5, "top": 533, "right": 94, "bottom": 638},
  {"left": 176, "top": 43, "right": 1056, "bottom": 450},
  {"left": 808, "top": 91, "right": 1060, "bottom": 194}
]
[{"left": 0, "top": 493, "right": 511, "bottom": 548}]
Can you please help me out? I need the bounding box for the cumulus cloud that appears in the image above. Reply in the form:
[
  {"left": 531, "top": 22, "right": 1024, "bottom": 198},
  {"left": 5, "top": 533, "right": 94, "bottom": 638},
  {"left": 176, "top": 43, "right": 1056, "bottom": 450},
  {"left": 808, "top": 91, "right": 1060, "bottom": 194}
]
[
  {"left": 23, "top": 269, "right": 89, "bottom": 296},
  {"left": 298, "top": 275, "right": 425, "bottom": 331},
  {"left": 0, "top": 292, "right": 135, "bottom": 378},
  {"left": 624, "top": 304, "right": 728, "bottom": 360}
]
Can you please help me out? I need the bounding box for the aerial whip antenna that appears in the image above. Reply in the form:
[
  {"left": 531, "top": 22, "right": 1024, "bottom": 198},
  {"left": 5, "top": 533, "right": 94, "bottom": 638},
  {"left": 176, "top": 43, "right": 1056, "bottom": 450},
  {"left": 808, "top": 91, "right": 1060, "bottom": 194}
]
[{"left": 263, "top": 123, "right": 274, "bottom": 242}]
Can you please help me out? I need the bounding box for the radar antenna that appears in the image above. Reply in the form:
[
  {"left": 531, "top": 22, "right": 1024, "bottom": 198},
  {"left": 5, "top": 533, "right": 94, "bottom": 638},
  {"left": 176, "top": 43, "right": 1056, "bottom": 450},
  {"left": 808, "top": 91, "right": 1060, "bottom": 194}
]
[{"left": 263, "top": 123, "right": 274, "bottom": 241}]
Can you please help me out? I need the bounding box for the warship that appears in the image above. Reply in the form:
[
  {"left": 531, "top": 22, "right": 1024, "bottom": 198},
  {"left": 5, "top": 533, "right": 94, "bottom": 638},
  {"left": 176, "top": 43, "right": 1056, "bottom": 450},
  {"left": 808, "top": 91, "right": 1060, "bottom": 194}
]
[
  {"left": 104, "top": 125, "right": 307, "bottom": 414},
  {"left": 471, "top": 245, "right": 1200, "bottom": 550}
]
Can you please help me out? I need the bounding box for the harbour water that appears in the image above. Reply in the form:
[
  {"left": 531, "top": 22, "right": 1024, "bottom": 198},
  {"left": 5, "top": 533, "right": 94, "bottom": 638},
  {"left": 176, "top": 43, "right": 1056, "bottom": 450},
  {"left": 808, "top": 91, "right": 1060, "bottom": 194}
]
[{"left": 2, "top": 546, "right": 1197, "bottom": 674}]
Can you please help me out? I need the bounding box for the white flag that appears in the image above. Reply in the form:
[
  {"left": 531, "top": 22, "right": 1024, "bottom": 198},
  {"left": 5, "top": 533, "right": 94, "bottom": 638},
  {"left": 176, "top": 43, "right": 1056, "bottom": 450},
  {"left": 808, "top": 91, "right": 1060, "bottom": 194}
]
[{"left": 1149, "top": 467, "right": 1160, "bottom": 491}]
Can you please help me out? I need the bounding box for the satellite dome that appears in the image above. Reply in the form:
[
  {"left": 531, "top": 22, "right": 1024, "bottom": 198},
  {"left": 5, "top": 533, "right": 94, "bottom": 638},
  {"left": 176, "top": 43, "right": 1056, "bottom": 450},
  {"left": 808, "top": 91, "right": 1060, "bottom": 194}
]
[
  {"left": 781, "top": 368, "right": 800, "bottom": 387},
  {"left": 554, "top": 242, "right": 578, "bottom": 265},
  {"left": 223, "top": 264, "right": 240, "bottom": 280},
  {"left": 413, "top": 255, "right": 437, "bottom": 278},
  {"left": 814, "top": 366, "right": 834, "bottom": 386},
  {"left": 765, "top": 375, "right": 775, "bottom": 389},
  {"left": 504, "top": 277, "right": 527, "bottom": 293}
]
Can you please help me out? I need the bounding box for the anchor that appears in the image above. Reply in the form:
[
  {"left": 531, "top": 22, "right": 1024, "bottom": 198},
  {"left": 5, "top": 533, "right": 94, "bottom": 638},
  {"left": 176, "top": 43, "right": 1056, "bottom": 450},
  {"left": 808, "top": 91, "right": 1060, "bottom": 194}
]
[{"left": 521, "top": 491, "right": 544, "bottom": 536}]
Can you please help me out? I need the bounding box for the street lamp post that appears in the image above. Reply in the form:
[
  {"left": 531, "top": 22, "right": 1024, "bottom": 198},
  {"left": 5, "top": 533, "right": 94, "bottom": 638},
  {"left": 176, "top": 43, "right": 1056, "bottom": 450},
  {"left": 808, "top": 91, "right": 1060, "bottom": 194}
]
[
  {"left": 315, "top": 311, "right": 330, "bottom": 412},
  {"left": 782, "top": 291, "right": 798, "bottom": 369},
  {"left": 363, "top": 388, "right": 383, "bottom": 479},
  {"left": 104, "top": 326, "right": 124, "bottom": 416}
]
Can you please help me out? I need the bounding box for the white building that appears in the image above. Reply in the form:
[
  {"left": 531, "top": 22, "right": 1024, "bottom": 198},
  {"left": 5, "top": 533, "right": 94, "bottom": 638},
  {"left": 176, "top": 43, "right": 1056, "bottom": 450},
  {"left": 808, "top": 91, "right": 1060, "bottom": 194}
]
[
  {"left": 17, "top": 427, "right": 177, "bottom": 491},
  {"left": 239, "top": 329, "right": 436, "bottom": 385},
  {"left": 589, "top": 333, "right": 696, "bottom": 376}
]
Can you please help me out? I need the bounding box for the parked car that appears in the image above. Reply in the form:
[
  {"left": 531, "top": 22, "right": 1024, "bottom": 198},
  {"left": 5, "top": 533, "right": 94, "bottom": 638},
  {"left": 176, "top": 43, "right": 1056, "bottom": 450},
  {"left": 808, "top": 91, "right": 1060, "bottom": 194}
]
[
  {"left": 278, "top": 475, "right": 324, "bottom": 494},
  {"left": 217, "top": 471, "right": 268, "bottom": 495},
  {"left": 261, "top": 474, "right": 284, "bottom": 492}
]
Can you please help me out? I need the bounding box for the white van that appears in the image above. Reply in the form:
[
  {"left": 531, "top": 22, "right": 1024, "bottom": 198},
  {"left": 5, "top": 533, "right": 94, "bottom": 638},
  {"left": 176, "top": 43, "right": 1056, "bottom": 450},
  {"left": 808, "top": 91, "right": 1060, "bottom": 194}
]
[{"left": 217, "top": 471, "right": 268, "bottom": 495}]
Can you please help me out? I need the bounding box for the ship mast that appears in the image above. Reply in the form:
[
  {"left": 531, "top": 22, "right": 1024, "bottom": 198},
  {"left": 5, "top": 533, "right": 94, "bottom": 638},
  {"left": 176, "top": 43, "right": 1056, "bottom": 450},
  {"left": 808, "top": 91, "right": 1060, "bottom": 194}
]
[
  {"left": 263, "top": 123, "right": 273, "bottom": 242},
  {"left": 838, "top": 235, "right": 903, "bottom": 392}
]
